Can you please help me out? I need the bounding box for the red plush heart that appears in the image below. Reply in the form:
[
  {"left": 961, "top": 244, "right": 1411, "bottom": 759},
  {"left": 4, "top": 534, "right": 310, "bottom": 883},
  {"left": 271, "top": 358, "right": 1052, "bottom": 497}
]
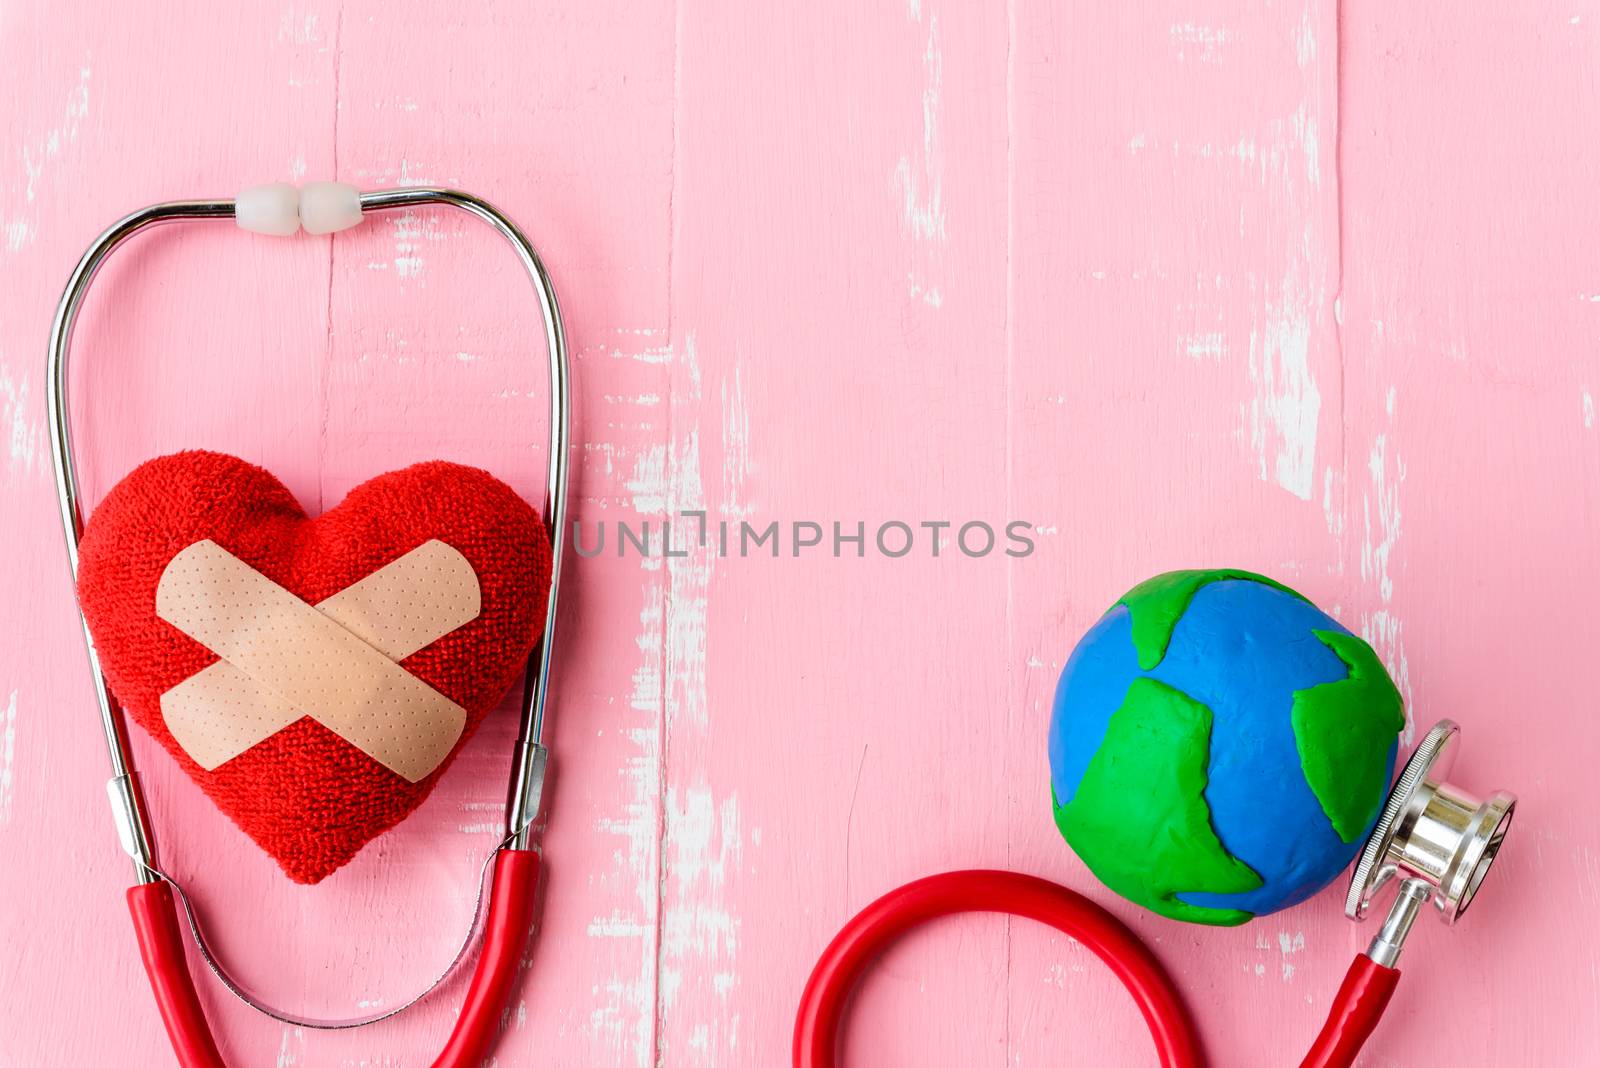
[{"left": 76, "top": 451, "right": 551, "bottom": 884}]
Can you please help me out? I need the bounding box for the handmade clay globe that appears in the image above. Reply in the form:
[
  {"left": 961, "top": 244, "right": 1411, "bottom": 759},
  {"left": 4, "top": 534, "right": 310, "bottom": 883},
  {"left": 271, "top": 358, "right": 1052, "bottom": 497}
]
[{"left": 1048, "top": 570, "right": 1404, "bottom": 926}]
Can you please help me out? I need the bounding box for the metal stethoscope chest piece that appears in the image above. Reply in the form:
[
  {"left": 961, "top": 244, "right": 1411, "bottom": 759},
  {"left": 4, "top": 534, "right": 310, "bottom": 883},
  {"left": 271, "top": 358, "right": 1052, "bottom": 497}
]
[
  {"left": 49, "top": 184, "right": 569, "bottom": 1068},
  {"left": 1346, "top": 720, "right": 1517, "bottom": 966},
  {"left": 1289, "top": 717, "right": 1517, "bottom": 1068}
]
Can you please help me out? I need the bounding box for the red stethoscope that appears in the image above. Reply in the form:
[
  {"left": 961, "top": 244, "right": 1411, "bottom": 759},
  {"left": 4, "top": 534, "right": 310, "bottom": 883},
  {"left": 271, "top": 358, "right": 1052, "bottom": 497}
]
[
  {"left": 50, "top": 185, "right": 569, "bottom": 1066},
  {"left": 795, "top": 720, "right": 1515, "bottom": 1068}
]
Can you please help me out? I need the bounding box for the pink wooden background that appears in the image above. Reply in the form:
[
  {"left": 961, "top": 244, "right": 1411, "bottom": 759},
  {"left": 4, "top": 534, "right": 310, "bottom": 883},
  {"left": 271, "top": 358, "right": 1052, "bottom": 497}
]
[{"left": 3, "top": 2, "right": 1597, "bottom": 1064}]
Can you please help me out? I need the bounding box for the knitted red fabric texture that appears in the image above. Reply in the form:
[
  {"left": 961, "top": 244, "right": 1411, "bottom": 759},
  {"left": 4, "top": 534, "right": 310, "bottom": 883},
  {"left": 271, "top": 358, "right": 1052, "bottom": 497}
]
[{"left": 76, "top": 451, "right": 551, "bottom": 884}]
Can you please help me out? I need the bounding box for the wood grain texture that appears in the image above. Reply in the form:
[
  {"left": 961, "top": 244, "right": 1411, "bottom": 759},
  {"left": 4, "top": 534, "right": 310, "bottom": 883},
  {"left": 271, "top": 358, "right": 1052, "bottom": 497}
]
[{"left": 2, "top": 1, "right": 1596, "bottom": 1064}]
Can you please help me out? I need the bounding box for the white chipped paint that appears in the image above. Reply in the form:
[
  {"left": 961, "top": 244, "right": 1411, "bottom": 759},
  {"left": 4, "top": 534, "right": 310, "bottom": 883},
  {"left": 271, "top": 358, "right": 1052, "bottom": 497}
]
[
  {"left": 1170, "top": 23, "right": 1231, "bottom": 64},
  {"left": 1235, "top": 30, "right": 1329, "bottom": 507},
  {"left": 720, "top": 361, "right": 751, "bottom": 519},
  {"left": 658, "top": 785, "right": 743, "bottom": 1060},
  {"left": 601, "top": 334, "right": 755, "bottom": 1061},
  {"left": 1364, "top": 608, "right": 1411, "bottom": 732},
  {"left": 653, "top": 335, "right": 747, "bottom": 1063},
  {"left": 1295, "top": 7, "right": 1318, "bottom": 68},
  {"left": 1251, "top": 930, "right": 1308, "bottom": 981},
  {"left": 1573, "top": 833, "right": 1600, "bottom": 913},
  {"left": 620, "top": 341, "right": 677, "bottom": 366},
  {"left": 589, "top": 914, "right": 658, "bottom": 939},
  {"left": 626, "top": 443, "right": 672, "bottom": 517},
  {"left": 590, "top": 332, "right": 750, "bottom": 1065},
  {"left": 1362, "top": 439, "right": 1402, "bottom": 601},
  {"left": 1294, "top": 104, "right": 1321, "bottom": 189},
  {"left": 276, "top": 11, "right": 323, "bottom": 45},
  {"left": 894, "top": 6, "right": 947, "bottom": 309},
  {"left": 892, "top": 9, "right": 947, "bottom": 245},
  {"left": 23, "top": 66, "right": 90, "bottom": 203},
  {"left": 1322, "top": 465, "right": 1345, "bottom": 539},
  {"left": 0, "top": 690, "right": 15, "bottom": 823},
  {"left": 359, "top": 163, "right": 451, "bottom": 278},
  {"left": 907, "top": 274, "right": 944, "bottom": 307},
  {"left": 663, "top": 428, "right": 711, "bottom": 737},
  {"left": 1584, "top": 389, "right": 1594, "bottom": 429},
  {"left": 1246, "top": 286, "right": 1322, "bottom": 500},
  {"left": 1229, "top": 107, "right": 1321, "bottom": 191},
  {"left": 1046, "top": 960, "right": 1091, "bottom": 987},
  {"left": 586, "top": 603, "right": 664, "bottom": 1066},
  {"left": 455, "top": 798, "right": 506, "bottom": 837},
  {"left": 278, "top": 11, "right": 334, "bottom": 91},
  {"left": 1277, "top": 930, "right": 1307, "bottom": 981},
  {"left": 395, "top": 157, "right": 436, "bottom": 189},
  {"left": 274, "top": 1025, "right": 304, "bottom": 1067},
  {"left": 1360, "top": 389, "right": 1413, "bottom": 718},
  {"left": 2, "top": 364, "right": 40, "bottom": 474},
  {"left": 3, "top": 64, "right": 91, "bottom": 251},
  {"left": 1184, "top": 332, "right": 1226, "bottom": 361},
  {"left": 388, "top": 211, "right": 430, "bottom": 279},
  {"left": 583, "top": 351, "right": 676, "bottom": 1065}
]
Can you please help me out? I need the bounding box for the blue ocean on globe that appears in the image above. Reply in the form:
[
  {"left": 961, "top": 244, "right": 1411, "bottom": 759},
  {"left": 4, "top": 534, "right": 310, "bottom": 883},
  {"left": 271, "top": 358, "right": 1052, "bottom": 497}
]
[{"left": 1049, "top": 578, "right": 1399, "bottom": 918}]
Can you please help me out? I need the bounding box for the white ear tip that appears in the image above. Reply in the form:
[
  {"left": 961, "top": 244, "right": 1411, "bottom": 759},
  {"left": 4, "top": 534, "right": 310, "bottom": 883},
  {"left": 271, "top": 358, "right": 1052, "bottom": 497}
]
[
  {"left": 235, "top": 183, "right": 300, "bottom": 236},
  {"left": 299, "top": 181, "right": 363, "bottom": 235}
]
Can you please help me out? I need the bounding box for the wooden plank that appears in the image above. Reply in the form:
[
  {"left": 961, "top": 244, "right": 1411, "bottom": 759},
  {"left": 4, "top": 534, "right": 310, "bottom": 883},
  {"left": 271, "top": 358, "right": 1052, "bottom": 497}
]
[
  {"left": 1005, "top": 3, "right": 1348, "bottom": 1063},
  {"left": 1337, "top": 3, "right": 1600, "bottom": 1063},
  {"left": 662, "top": 2, "right": 1010, "bottom": 1063}
]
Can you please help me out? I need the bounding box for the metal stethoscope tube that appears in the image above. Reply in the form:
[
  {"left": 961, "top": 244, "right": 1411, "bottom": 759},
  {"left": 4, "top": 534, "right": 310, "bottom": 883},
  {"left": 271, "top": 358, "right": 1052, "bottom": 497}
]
[{"left": 49, "top": 188, "right": 569, "bottom": 1062}]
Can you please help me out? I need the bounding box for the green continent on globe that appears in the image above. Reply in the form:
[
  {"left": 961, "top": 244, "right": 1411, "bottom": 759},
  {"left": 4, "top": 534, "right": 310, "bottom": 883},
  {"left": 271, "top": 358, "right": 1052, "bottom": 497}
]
[
  {"left": 1115, "top": 568, "right": 1309, "bottom": 670},
  {"left": 1053, "top": 677, "right": 1263, "bottom": 926},
  {"left": 1291, "top": 630, "right": 1406, "bottom": 843}
]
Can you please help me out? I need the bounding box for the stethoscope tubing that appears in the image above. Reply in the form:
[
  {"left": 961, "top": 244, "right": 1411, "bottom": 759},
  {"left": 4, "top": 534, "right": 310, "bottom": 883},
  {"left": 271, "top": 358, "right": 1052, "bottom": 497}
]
[
  {"left": 793, "top": 869, "right": 1205, "bottom": 1068},
  {"left": 794, "top": 868, "right": 1407, "bottom": 1068},
  {"left": 1297, "top": 955, "right": 1399, "bottom": 1068},
  {"left": 128, "top": 849, "right": 542, "bottom": 1068}
]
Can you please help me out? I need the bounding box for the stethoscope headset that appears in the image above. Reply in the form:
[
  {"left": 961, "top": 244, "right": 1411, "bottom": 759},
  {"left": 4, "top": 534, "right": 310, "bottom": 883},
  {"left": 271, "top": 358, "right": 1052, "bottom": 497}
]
[
  {"left": 52, "top": 187, "right": 1517, "bottom": 1068},
  {"left": 51, "top": 186, "right": 567, "bottom": 1066}
]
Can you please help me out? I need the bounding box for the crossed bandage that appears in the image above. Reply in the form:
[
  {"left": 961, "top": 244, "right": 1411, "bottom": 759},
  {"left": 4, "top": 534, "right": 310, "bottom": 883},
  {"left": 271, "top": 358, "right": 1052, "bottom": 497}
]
[{"left": 155, "top": 539, "right": 481, "bottom": 782}]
